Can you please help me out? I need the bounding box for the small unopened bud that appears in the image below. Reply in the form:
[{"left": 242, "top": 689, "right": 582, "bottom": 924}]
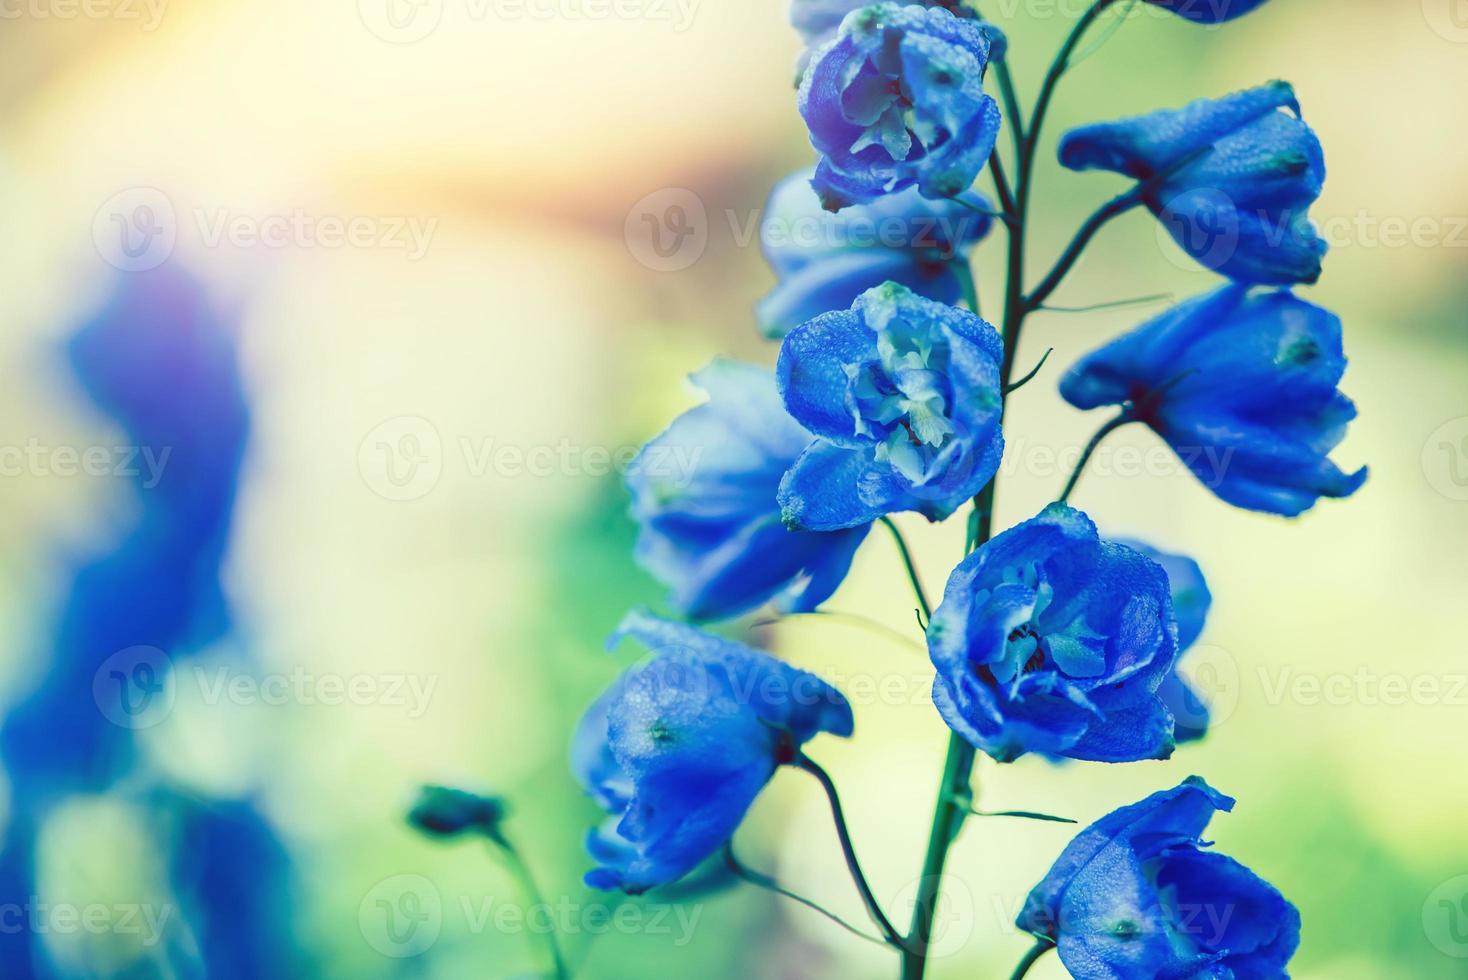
[{"left": 407, "top": 785, "right": 507, "bottom": 841}]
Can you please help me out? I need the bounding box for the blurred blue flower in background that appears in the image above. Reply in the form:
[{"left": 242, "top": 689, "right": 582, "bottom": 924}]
[
  {"left": 627, "top": 359, "right": 870, "bottom": 621},
  {"left": 758, "top": 168, "right": 992, "bottom": 339},
  {"left": 798, "top": 3, "right": 1002, "bottom": 209},
  {"left": 573, "top": 611, "right": 852, "bottom": 894},
  {"left": 1060, "top": 82, "right": 1327, "bottom": 285},
  {"left": 1061, "top": 284, "right": 1367, "bottom": 516},
  {"left": 927, "top": 504, "right": 1180, "bottom": 764},
  {"left": 777, "top": 282, "right": 1004, "bottom": 529},
  {"left": 0, "top": 268, "right": 298, "bottom": 979},
  {"left": 1018, "top": 777, "right": 1300, "bottom": 979}
]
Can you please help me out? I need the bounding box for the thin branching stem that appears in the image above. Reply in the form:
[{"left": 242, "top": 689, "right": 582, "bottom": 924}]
[
  {"left": 795, "top": 755, "right": 909, "bottom": 950},
  {"left": 723, "top": 843, "right": 891, "bottom": 949},
  {"left": 1005, "top": 347, "right": 1054, "bottom": 394},
  {"left": 752, "top": 610, "right": 925, "bottom": 654},
  {"left": 493, "top": 837, "right": 569, "bottom": 980},
  {"left": 1041, "top": 292, "right": 1173, "bottom": 314},
  {"left": 1058, "top": 409, "right": 1134, "bottom": 504},
  {"left": 879, "top": 516, "right": 932, "bottom": 621},
  {"left": 1010, "top": 939, "right": 1057, "bottom": 980}
]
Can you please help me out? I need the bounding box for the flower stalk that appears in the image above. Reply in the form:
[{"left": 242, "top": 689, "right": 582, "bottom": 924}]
[{"left": 900, "top": 4, "right": 1126, "bottom": 977}]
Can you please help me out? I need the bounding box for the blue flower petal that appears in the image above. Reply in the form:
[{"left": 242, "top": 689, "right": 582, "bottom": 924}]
[
  {"left": 1060, "top": 82, "right": 1326, "bottom": 285},
  {"left": 799, "top": 4, "right": 1000, "bottom": 208},
  {"left": 1146, "top": 0, "right": 1270, "bottom": 22},
  {"left": 1018, "top": 777, "right": 1234, "bottom": 940},
  {"left": 779, "top": 440, "right": 902, "bottom": 530},
  {"left": 576, "top": 614, "right": 853, "bottom": 892},
  {"left": 778, "top": 309, "right": 877, "bottom": 444},
  {"left": 927, "top": 504, "right": 1180, "bottom": 763},
  {"left": 1061, "top": 286, "right": 1366, "bottom": 516},
  {"left": 629, "top": 359, "right": 873, "bottom": 620}
]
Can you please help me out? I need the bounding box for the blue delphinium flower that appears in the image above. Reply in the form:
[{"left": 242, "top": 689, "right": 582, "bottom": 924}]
[
  {"left": 776, "top": 281, "right": 1004, "bottom": 530},
  {"left": 1060, "top": 284, "right": 1367, "bottom": 517},
  {"left": 1018, "top": 777, "right": 1301, "bottom": 979},
  {"left": 758, "top": 168, "right": 992, "bottom": 339},
  {"left": 573, "top": 611, "right": 853, "bottom": 893},
  {"left": 1060, "top": 81, "right": 1327, "bottom": 285},
  {"left": 627, "top": 359, "right": 870, "bottom": 621},
  {"left": 799, "top": 3, "right": 1002, "bottom": 210},
  {"left": 927, "top": 504, "right": 1179, "bottom": 763},
  {"left": 789, "top": 0, "right": 982, "bottom": 80},
  {"left": 1119, "top": 541, "right": 1213, "bottom": 744},
  {"left": 1145, "top": 0, "right": 1269, "bottom": 22}
]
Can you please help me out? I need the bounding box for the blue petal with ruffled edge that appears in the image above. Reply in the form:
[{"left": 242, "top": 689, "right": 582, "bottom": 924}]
[
  {"left": 758, "top": 168, "right": 992, "bottom": 339},
  {"left": 1118, "top": 540, "right": 1213, "bottom": 744},
  {"left": 927, "top": 503, "right": 1180, "bottom": 764},
  {"left": 799, "top": 4, "right": 1002, "bottom": 210},
  {"left": 1018, "top": 777, "right": 1300, "bottom": 980},
  {"left": 788, "top": 0, "right": 987, "bottom": 80},
  {"left": 627, "top": 359, "right": 871, "bottom": 621},
  {"left": 777, "top": 282, "right": 1003, "bottom": 529},
  {"left": 571, "top": 612, "right": 852, "bottom": 893},
  {"left": 1060, "top": 82, "right": 1326, "bottom": 285},
  {"left": 1060, "top": 284, "right": 1367, "bottom": 517}
]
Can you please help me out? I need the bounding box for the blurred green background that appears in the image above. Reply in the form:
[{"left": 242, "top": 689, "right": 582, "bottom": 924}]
[{"left": 0, "top": 0, "right": 1466, "bottom": 976}]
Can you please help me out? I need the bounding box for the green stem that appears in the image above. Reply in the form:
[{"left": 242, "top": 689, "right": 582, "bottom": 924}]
[
  {"left": 493, "top": 837, "right": 569, "bottom": 980},
  {"left": 1024, "top": 187, "right": 1145, "bottom": 312},
  {"left": 900, "top": 737, "right": 977, "bottom": 977},
  {"left": 993, "top": 60, "right": 1026, "bottom": 160},
  {"left": 723, "top": 843, "right": 890, "bottom": 948},
  {"left": 1057, "top": 410, "right": 1133, "bottom": 504},
  {"left": 1004, "top": 347, "right": 1054, "bottom": 395},
  {"left": 1009, "top": 939, "right": 1056, "bottom": 980},
  {"left": 754, "top": 610, "right": 925, "bottom": 655},
  {"left": 988, "top": 152, "right": 1017, "bottom": 220},
  {"left": 970, "top": 808, "right": 1076, "bottom": 825},
  {"left": 1040, "top": 291, "right": 1173, "bottom": 314},
  {"left": 1021, "top": 0, "right": 1117, "bottom": 195},
  {"left": 796, "top": 754, "right": 907, "bottom": 949},
  {"left": 1027, "top": 141, "right": 1216, "bottom": 312},
  {"left": 902, "top": 9, "right": 1125, "bottom": 979},
  {"left": 879, "top": 516, "right": 932, "bottom": 620}
]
